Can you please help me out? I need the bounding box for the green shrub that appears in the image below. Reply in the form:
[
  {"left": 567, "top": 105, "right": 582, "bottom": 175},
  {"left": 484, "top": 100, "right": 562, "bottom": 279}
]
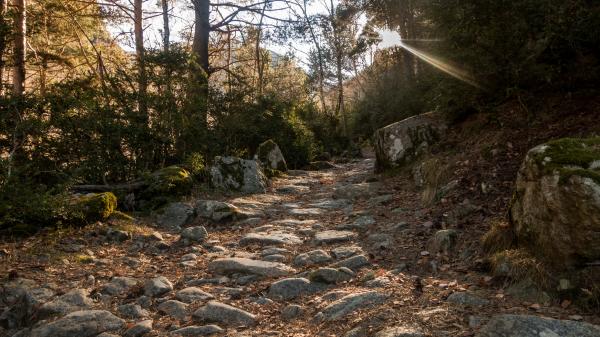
[
  {"left": 184, "top": 152, "right": 206, "bottom": 177},
  {"left": 0, "top": 178, "right": 73, "bottom": 235}
]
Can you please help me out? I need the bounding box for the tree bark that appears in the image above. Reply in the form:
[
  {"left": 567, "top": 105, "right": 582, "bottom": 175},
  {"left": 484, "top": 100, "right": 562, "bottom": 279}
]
[
  {"left": 12, "top": 0, "right": 26, "bottom": 96},
  {"left": 192, "top": 0, "right": 210, "bottom": 75},
  {"left": 0, "top": 0, "right": 7, "bottom": 95},
  {"left": 190, "top": 0, "right": 210, "bottom": 129},
  {"left": 134, "top": 0, "right": 148, "bottom": 123},
  {"left": 161, "top": 0, "right": 170, "bottom": 52}
]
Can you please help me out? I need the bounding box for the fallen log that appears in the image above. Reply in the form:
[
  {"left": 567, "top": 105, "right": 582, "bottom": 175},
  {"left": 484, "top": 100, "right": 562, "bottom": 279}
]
[{"left": 71, "top": 181, "right": 147, "bottom": 193}]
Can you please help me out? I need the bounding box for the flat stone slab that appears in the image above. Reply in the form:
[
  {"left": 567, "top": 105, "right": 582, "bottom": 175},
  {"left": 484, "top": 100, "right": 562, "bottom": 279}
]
[
  {"left": 176, "top": 287, "right": 214, "bottom": 303},
  {"left": 240, "top": 232, "right": 303, "bottom": 246},
  {"left": 331, "top": 246, "right": 364, "bottom": 259},
  {"left": 270, "top": 219, "right": 317, "bottom": 227},
  {"left": 330, "top": 254, "right": 370, "bottom": 270},
  {"left": 288, "top": 208, "right": 324, "bottom": 216},
  {"left": 333, "top": 183, "right": 381, "bottom": 200},
  {"left": 309, "top": 267, "right": 354, "bottom": 284},
  {"left": 268, "top": 278, "right": 326, "bottom": 300},
  {"left": 276, "top": 185, "right": 310, "bottom": 194},
  {"left": 308, "top": 199, "right": 351, "bottom": 210},
  {"left": 374, "top": 327, "right": 424, "bottom": 337},
  {"left": 38, "top": 289, "right": 93, "bottom": 318},
  {"left": 193, "top": 301, "right": 257, "bottom": 327},
  {"left": 294, "top": 249, "right": 332, "bottom": 266},
  {"left": 29, "top": 310, "right": 125, "bottom": 337},
  {"left": 169, "top": 325, "right": 224, "bottom": 336},
  {"left": 477, "top": 314, "right": 600, "bottom": 337},
  {"left": 208, "top": 258, "right": 296, "bottom": 277},
  {"left": 314, "top": 230, "right": 358, "bottom": 245},
  {"left": 338, "top": 216, "right": 376, "bottom": 230},
  {"left": 315, "top": 291, "right": 388, "bottom": 322}
]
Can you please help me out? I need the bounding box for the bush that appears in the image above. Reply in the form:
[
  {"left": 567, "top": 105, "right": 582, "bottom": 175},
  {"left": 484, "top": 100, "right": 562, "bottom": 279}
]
[{"left": 0, "top": 181, "right": 72, "bottom": 235}]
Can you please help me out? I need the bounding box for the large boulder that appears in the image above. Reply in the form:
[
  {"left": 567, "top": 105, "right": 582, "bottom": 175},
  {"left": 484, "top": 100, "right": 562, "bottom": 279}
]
[
  {"left": 374, "top": 112, "right": 446, "bottom": 172},
  {"left": 509, "top": 138, "right": 600, "bottom": 269},
  {"left": 256, "top": 140, "right": 287, "bottom": 172},
  {"left": 476, "top": 314, "right": 600, "bottom": 337},
  {"left": 209, "top": 156, "right": 268, "bottom": 194}
]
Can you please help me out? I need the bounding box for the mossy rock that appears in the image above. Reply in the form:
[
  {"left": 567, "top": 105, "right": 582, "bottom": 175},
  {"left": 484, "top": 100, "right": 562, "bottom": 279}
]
[
  {"left": 74, "top": 192, "right": 117, "bottom": 222},
  {"left": 509, "top": 137, "right": 600, "bottom": 270},
  {"left": 139, "top": 166, "right": 193, "bottom": 208},
  {"left": 256, "top": 139, "right": 288, "bottom": 172}
]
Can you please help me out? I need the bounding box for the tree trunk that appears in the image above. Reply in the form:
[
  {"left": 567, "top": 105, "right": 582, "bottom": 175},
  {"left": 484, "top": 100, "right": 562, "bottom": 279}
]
[
  {"left": 161, "top": 0, "right": 170, "bottom": 52},
  {"left": 336, "top": 51, "right": 347, "bottom": 136},
  {"left": 134, "top": 0, "right": 147, "bottom": 120},
  {"left": 0, "top": 0, "right": 7, "bottom": 95},
  {"left": 190, "top": 0, "right": 210, "bottom": 129},
  {"left": 192, "top": 0, "right": 210, "bottom": 75},
  {"left": 12, "top": 0, "right": 25, "bottom": 96}
]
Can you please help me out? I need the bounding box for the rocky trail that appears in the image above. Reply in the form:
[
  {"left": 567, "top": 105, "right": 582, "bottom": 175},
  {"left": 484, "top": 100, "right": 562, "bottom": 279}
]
[{"left": 1, "top": 157, "right": 599, "bottom": 337}]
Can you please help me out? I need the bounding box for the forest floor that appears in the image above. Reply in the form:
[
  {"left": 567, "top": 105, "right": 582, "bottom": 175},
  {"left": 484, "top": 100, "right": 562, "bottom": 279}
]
[{"left": 1, "top": 150, "right": 599, "bottom": 336}]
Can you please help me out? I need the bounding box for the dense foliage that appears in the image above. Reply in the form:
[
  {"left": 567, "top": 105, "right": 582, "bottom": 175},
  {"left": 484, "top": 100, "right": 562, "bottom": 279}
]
[{"left": 348, "top": 0, "right": 600, "bottom": 138}]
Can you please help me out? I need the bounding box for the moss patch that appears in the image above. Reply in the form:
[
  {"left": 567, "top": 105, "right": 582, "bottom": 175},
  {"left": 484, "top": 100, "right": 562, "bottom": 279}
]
[
  {"left": 140, "top": 166, "right": 193, "bottom": 209},
  {"left": 74, "top": 192, "right": 117, "bottom": 222},
  {"left": 531, "top": 137, "right": 600, "bottom": 184},
  {"left": 109, "top": 210, "right": 134, "bottom": 221}
]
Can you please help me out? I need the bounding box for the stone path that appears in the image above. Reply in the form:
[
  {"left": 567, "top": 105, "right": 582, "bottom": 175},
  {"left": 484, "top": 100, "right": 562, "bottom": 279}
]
[{"left": 1, "top": 158, "right": 599, "bottom": 337}]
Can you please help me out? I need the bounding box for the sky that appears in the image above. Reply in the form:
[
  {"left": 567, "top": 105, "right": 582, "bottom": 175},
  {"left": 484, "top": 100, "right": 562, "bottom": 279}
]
[{"left": 108, "top": 0, "right": 401, "bottom": 68}]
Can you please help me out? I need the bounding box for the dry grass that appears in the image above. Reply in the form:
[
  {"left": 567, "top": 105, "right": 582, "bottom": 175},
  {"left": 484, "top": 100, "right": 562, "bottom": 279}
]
[
  {"left": 490, "top": 249, "right": 550, "bottom": 288},
  {"left": 481, "top": 220, "right": 516, "bottom": 254}
]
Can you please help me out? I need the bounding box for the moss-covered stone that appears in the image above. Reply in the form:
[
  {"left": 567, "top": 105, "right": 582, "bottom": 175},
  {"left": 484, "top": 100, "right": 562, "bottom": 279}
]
[
  {"left": 509, "top": 137, "right": 600, "bottom": 270},
  {"left": 147, "top": 166, "right": 193, "bottom": 195},
  {"left": 139, "top": 166, "right": 193, "bottom": 209},
  {"left": 74, "top": 192, "right": 117, "bottom": 222}
]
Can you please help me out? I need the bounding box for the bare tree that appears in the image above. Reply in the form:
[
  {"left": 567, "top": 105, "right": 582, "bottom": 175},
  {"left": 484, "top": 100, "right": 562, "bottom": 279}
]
[{"left": 289, "top": 0, "right": 327, "bottom": 112}]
